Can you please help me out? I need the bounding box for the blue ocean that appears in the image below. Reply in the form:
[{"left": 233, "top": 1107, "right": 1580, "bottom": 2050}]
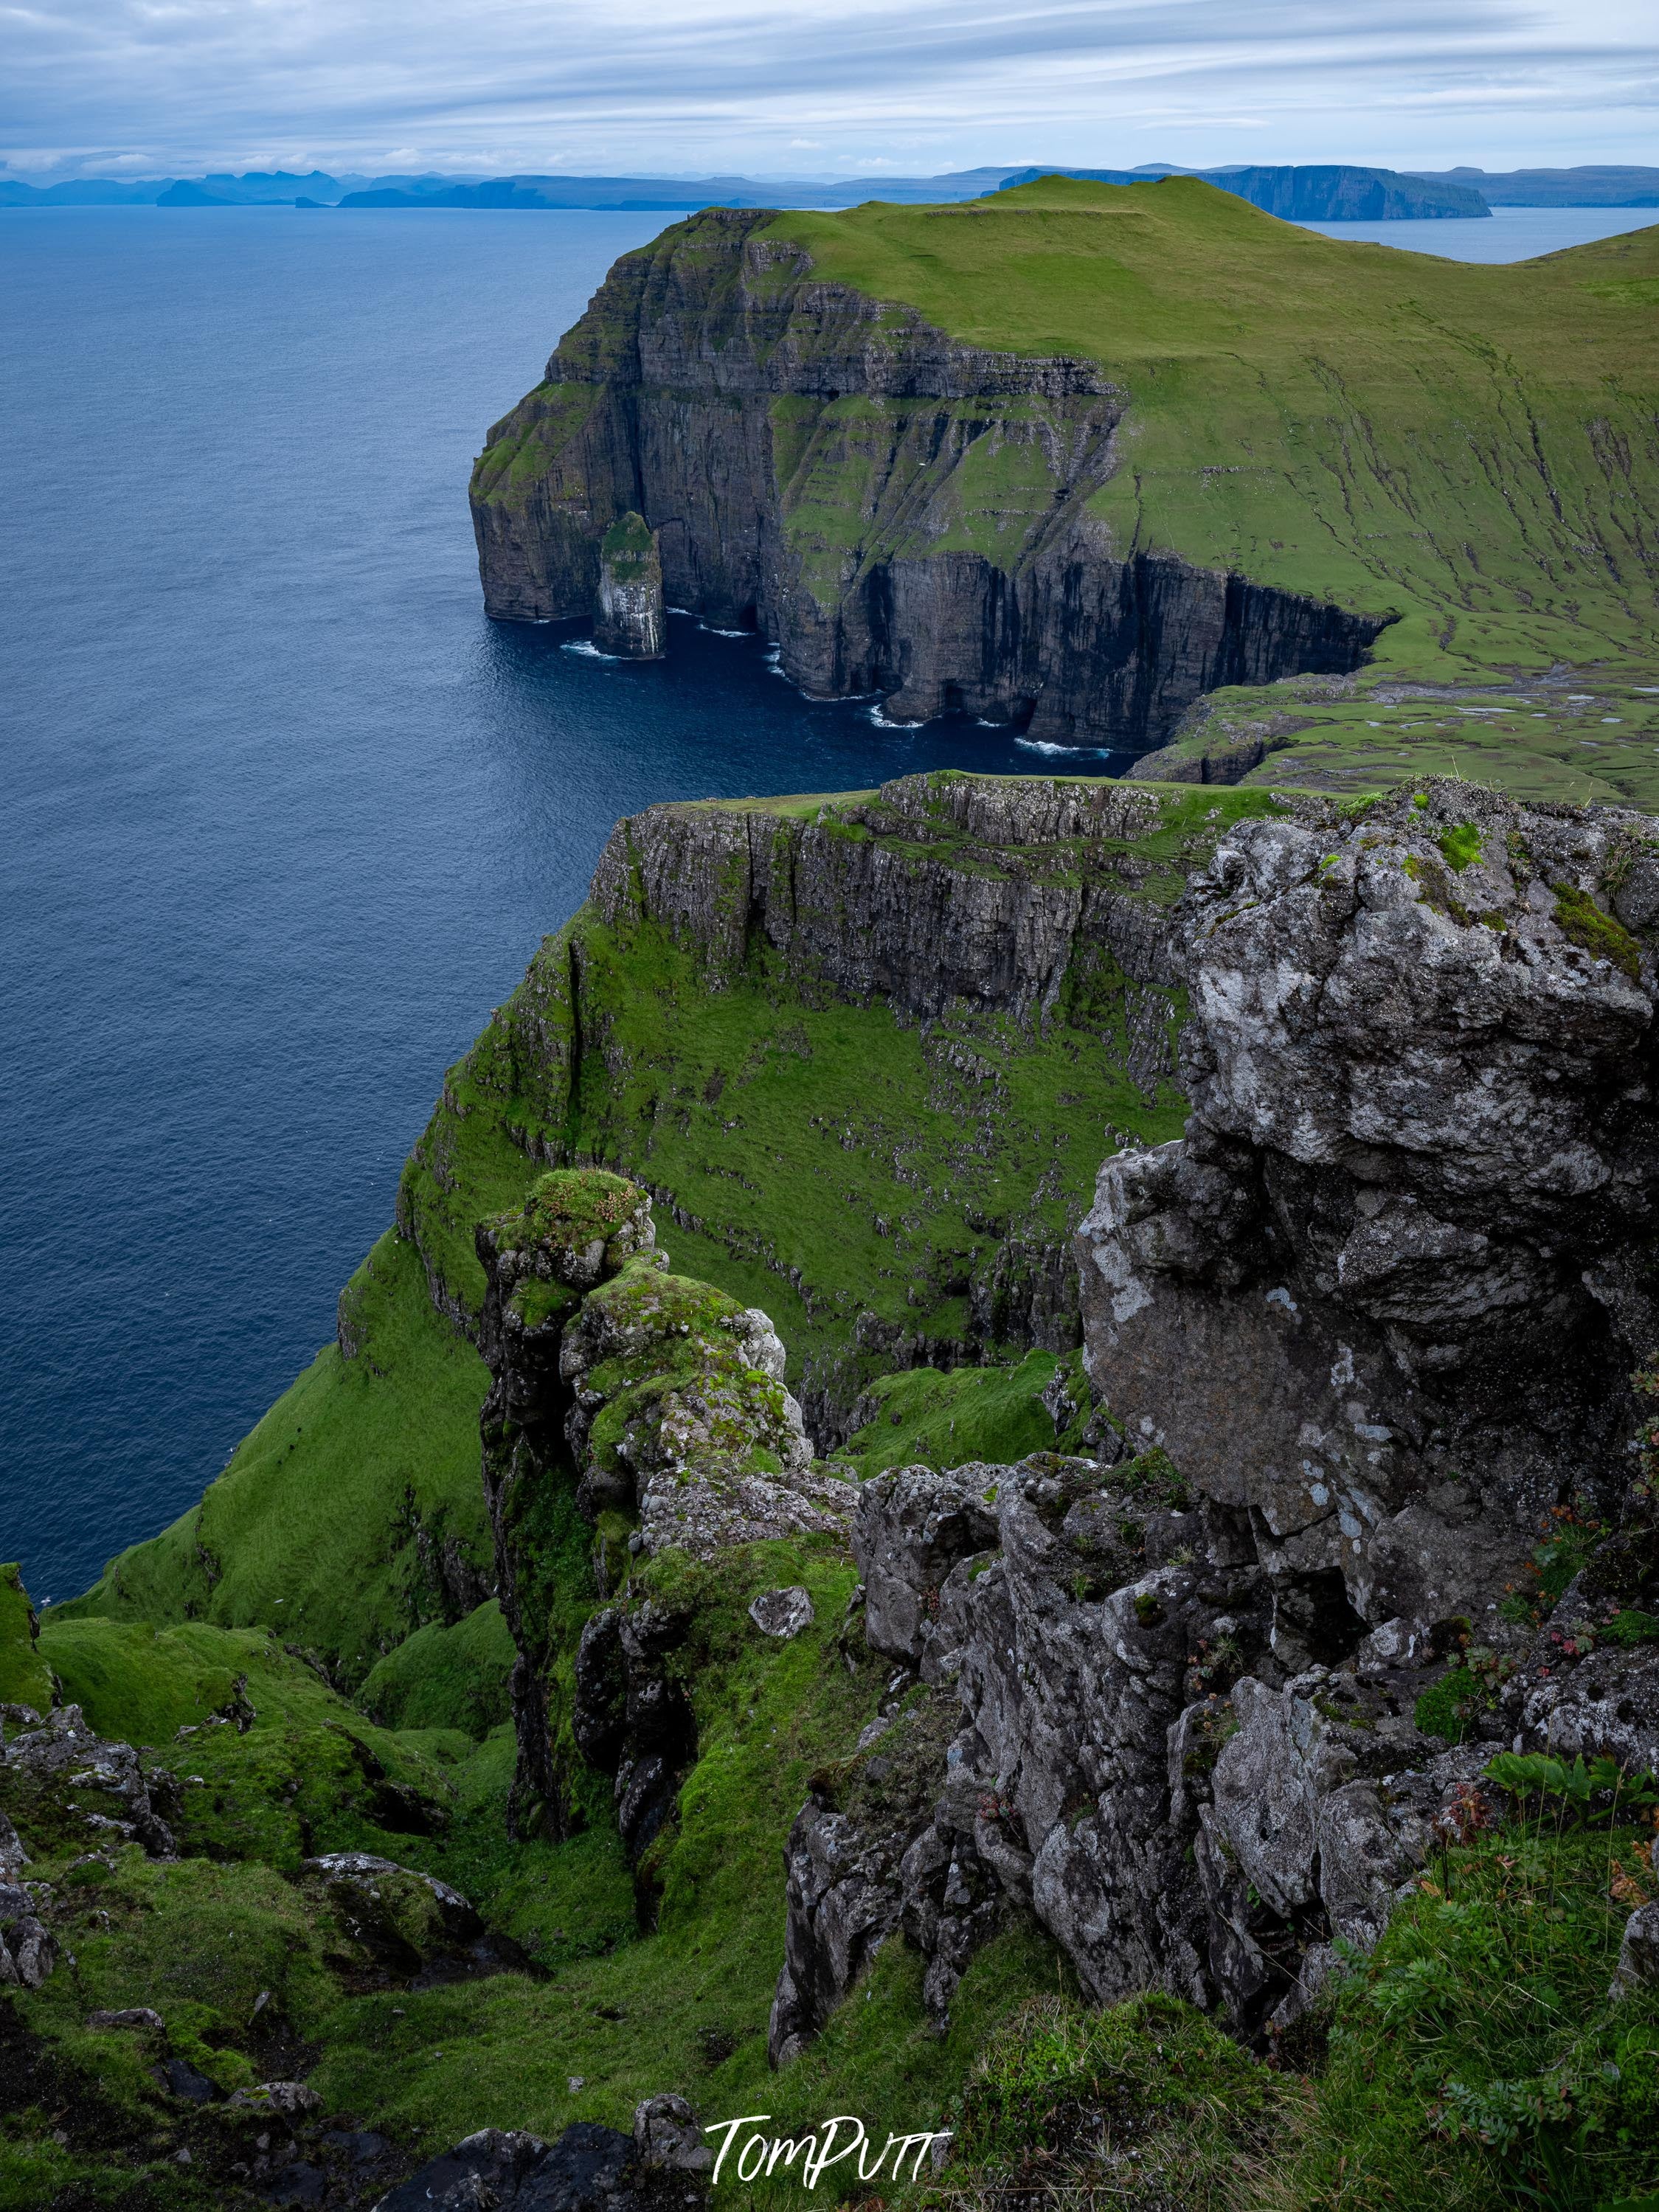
[{"left": 1, "top": 201, "right": 1651, "bottom": 1604}]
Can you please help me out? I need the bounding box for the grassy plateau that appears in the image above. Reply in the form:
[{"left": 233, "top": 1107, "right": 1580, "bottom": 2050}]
[{"left": 758, "top": 178, "right": 1659, "bottom": 802}]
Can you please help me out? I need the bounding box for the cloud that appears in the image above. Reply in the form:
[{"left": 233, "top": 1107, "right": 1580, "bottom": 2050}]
[{"left": 2, "top": 0, "right": 1655, "bottom": 179}]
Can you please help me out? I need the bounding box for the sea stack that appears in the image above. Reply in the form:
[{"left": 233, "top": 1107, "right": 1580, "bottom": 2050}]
[{"left": 592, "top": 510, "right": 665, "bottom": 659}]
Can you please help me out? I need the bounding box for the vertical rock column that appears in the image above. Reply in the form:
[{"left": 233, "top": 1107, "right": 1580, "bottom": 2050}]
[
  {"left": 593, "top": 512, "right": 665, "bottom": 659},
  {"left": 475, "top": 1169, "right": 659, "bottom": 1838}
]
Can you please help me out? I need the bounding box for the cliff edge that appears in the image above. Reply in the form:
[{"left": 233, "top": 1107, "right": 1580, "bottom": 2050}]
[{"left": 472, "top": 178, "right": 1659, "bottom": 770}]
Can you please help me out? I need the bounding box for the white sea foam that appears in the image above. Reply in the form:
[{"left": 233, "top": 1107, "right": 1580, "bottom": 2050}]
[
  {"left": 562, "top": 639, "right": 622, "bottom": 661},
  {"left": 1016, "top": 736, "right": 1112, "bottom": 757}
]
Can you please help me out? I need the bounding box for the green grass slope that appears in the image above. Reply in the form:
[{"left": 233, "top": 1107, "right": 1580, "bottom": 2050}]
[
  {"left": 0, "top": 1562, "right": 52, "bottom": 1709},
  {"left": 55, "top": 1230, "right": 493, "bottom": 1685},
  {"left": 765, "top": 178, "right": 1659, "bottom": 802},
  {"left": 71, "top": 777, "right": 1283, "bottom": 1670}
]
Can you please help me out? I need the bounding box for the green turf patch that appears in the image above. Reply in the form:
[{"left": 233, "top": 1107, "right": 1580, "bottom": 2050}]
[
  {"left": 359, "top": 1599, "right": 517, "bottom": 1736},
  {"left": 0, "top": 1563, "right": 51, "bottom": 1710},
  {"left": 58, "top": 1229, "right": 492, "bottom": 1682},
  {"left": 842, "top": 1349, "right": 1066, "bottom": 1475}
]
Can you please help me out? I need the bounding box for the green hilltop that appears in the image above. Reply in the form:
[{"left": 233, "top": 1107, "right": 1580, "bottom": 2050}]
[{"left": 761, "top": 178, "right": 1659, "bottom": 803}]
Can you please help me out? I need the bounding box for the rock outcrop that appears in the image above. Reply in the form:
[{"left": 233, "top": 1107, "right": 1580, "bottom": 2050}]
[
  {"left": 373, "top": 2123, "right": 690, "bottom": 2212},
  {"left": 1076, "top": 779, "right": 1659, "bottom": 1647},
  {"left": 470, "top": 209, "right": 1389, "bottom": 748},
  {"left": 476, "top": 1166, "right": 853, "bottom": 1842},
  {"left": 0, "top": 1702, "right": 182, "bottom": 1994},
  {"left": 768, "top": 780, "right": 1659, "bottom": 2061},
  {"left": 0, "top": 1809, "right": 52, "bottom": 1989},
  {"left": 0, "top": 1702, "right": 176, "bottom": 1865},
  {"left": 593, "top": 512, "right": 665, "bottom": 659},
  {"left": 768, "top": 1447, "right": 1495, "bottom": 2053}
]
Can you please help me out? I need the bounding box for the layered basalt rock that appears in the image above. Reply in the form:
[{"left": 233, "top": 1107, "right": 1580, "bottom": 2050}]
[
  {"left": 588, "top": 772, "right": 1192, "bottom": 1017},
  {"left": 470, "top": 209, "right": 1389, "bottom": 748},
  {"left": 1076, "top": 779, "right": 1659, "bottom": 1651}
]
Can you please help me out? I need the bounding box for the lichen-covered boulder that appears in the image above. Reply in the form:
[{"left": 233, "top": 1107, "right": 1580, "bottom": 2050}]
[
  {"left": 1078, "top": 779, "right": 1659, "bottom": 1646},
  {"left": 558, "top": 1259, "right": 848, "bottom": 1555},
  {"left": 748, "top": 1587, "right": 814, "bottom": 1640}
]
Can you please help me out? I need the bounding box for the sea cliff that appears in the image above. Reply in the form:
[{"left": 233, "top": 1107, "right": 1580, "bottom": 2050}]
[
  {"left": 471, "top": 178, "right": 1659, "bottom": 790},
  {"left": 8, "top": 770, "right": 1659, "bottom": 2208},
  {"left": 470, "top": 203, "right": 1385, "bottom": 750}
]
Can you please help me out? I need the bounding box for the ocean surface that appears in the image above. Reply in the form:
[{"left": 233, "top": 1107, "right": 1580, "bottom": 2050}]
[
  {"left": 1297, "top": 204, "right": 1658, "bottom": 260},
  {"left": 2, "top": 201, "right": 1652, "bottom": 1606}
]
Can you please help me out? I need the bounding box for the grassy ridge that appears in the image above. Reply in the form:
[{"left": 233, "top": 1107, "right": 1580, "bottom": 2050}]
[{"left": 765, "top": 178, "right": 1659, "bottom": 802}]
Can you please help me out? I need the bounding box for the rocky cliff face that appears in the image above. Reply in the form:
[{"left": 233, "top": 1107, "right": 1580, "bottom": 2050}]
[
  {"left": 586, "top": 773, "right": 1194, "bottom": 1016},
  {"left": 1077, "top": 779, "right": 1659, "bottom": 1650},
  {"left": 765, "top": 777, "right": 1659, "bottom": 2059},
  {"left": 475, "top": 1167, "right": 853, "bottom": 1842},
  {"left": 470, "top": 211, "right": 1389, "bottom": 749}
]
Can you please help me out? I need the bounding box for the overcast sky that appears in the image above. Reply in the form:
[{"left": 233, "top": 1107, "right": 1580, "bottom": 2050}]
[{"left": 4, "top": 0, "right": 1655, "bottom": 181}]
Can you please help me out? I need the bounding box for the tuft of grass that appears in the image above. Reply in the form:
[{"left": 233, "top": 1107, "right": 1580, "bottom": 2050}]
[
  {"left": 1281, "top": 1812, "right": 1659, "bottom": 2211},
  {"left": 1553, "top": 881, "right": 1644, "bottom": 982}
]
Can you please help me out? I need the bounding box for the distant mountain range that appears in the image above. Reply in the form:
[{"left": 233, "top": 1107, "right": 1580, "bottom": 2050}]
[
  {"left": 1402, "top": 165, "right": 1659, "bottom": 207},
  {"left": 3, "top": 161, "right": 1658, "bottom": 218}
]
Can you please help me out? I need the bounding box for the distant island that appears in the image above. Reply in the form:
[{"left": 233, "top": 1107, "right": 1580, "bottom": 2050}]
[{"left": 7, "top": 159, "right": 1659, "bottom": 216}]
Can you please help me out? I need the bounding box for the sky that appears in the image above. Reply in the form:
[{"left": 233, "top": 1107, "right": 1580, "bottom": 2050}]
[{"left": 3, "top": 0, "right": 1655, "bottom": 183}]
